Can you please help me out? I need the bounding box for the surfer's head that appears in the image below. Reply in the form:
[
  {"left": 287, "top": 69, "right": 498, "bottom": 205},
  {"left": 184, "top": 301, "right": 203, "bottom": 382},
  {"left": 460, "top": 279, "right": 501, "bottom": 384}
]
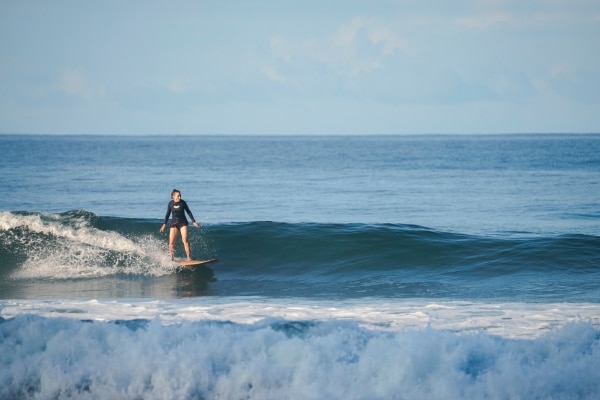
[{"left": 171, "top": 189, "right": 181, "bottom": 201}]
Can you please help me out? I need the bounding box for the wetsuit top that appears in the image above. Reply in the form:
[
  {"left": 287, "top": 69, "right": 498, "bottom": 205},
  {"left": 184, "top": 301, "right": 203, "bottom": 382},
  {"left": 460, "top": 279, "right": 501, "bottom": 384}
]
[{"left": 163, "top": 199, "right": 196, "bottom": 226}]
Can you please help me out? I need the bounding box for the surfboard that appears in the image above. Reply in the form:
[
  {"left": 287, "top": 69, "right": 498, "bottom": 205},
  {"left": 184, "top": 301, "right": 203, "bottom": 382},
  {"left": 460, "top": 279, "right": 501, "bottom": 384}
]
[{"left": 175, "top": 258, "right": 218, "bottom": 267}]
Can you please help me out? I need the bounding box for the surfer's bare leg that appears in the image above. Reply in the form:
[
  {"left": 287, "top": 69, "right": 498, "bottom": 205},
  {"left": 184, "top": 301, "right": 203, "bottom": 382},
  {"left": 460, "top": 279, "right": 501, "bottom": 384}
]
[
  {"left": 180, "top": 225, "right": 192, "bottom": 260},
  {"left": 168, "top": 227, "right": 179, "bottom": 260}
]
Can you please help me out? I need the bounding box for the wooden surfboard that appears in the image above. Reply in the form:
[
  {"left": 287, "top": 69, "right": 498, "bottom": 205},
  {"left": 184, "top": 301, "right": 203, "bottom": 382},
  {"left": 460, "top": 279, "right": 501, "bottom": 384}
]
[{"left": 176, "top": 258, "right": 219, "bottom": 267}]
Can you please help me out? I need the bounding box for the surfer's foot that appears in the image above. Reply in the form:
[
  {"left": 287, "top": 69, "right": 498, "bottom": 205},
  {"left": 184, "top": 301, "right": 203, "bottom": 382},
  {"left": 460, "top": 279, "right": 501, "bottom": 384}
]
[{"left": 171, "top": 255, "right": 174, "bottom": 261}]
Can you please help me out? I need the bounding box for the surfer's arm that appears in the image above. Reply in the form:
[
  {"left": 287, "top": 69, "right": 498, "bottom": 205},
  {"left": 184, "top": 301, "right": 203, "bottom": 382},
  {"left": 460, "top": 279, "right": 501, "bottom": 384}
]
[
  {"left": 184, "top": 203, "right": 200, "bottom": 227},
  {"left": 160, "top": 204, "right": 172, "bottom": 232}
]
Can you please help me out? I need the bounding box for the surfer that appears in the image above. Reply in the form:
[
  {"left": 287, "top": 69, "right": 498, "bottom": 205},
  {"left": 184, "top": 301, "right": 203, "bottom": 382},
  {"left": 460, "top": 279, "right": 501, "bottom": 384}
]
[{"left": 160, "top": 189, "right": 200, "bottom": 261}]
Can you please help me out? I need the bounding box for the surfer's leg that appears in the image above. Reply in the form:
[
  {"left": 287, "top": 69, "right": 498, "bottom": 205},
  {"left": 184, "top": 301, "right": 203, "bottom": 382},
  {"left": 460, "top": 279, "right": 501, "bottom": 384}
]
[
  {"left": 180, "top": 225, "right": 192, "bottom": 260},
  {"left": 169, "top": 227, "right": 179, "bottom": 260}
]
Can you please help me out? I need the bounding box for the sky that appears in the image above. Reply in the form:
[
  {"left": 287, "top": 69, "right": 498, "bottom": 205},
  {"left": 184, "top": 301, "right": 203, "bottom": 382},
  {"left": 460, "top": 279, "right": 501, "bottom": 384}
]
[{"left": 1, "top": 0, "right": 599, "bottom": 135}]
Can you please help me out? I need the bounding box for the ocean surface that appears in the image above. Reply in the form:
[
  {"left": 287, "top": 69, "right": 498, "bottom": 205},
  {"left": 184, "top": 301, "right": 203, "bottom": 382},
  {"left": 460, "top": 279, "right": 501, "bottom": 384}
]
[{"left": 1, "top": 134, "right": 600, "bottom": 399}]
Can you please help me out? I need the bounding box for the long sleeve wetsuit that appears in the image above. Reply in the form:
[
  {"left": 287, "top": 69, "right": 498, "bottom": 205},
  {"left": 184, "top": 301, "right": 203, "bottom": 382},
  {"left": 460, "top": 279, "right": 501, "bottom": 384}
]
[{"left": 163, "top": 200, "right": 196, "bottom": 227}]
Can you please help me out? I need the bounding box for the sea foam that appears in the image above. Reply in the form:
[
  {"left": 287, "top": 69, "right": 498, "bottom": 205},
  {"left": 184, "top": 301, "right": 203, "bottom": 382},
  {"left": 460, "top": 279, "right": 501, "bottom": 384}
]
[{"left": 1, "top": 304, "right": 599, "bottom": 400}]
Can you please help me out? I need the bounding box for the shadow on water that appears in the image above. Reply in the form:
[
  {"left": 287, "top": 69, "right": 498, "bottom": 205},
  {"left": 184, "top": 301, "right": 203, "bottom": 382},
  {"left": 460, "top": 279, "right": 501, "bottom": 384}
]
[
  {"left": 0, "top": 266, "right": 217, "bottom": 300},
  {"left": 173, "top": 265, "right": 217, "bottom": 297}
]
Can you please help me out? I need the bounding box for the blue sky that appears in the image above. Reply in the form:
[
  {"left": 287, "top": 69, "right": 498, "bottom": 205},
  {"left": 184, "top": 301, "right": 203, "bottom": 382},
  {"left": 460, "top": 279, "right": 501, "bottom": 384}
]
[{"left": 1, "top": 0, "right": 599, "bottom": 135}]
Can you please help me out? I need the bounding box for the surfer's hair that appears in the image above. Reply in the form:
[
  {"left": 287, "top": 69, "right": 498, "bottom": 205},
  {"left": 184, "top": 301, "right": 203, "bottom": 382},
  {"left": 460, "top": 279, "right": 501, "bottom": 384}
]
[{"left": 171, "top": 189, "right": 181, "bottom": 198}]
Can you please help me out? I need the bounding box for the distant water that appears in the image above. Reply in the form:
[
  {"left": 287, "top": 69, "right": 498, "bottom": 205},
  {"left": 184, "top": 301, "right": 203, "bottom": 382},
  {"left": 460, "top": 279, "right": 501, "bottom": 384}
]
[
  {"left": 2, "top": 134, "right": 599, "bottom": 234},
  {"left": 1, "top": 134, "right": 600, "bottom": 399}
]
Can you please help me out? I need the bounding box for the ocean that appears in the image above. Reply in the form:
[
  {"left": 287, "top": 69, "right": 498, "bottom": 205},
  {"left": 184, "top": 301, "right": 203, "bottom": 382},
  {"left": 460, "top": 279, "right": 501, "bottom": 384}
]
[{"left": 1, "top": 134, "right": 599, "bottom": 399}]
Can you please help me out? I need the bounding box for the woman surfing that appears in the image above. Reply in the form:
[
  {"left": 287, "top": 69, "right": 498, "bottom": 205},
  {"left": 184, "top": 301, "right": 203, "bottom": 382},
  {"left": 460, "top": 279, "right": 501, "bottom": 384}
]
[{"left": 160, "top": 189, "right": 200, "bottom": 261}]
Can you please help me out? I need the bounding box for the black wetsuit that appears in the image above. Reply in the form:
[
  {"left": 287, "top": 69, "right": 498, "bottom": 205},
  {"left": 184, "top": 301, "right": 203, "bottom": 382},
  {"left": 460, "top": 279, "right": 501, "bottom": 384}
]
[{"left": 163, "top": 200, "right": 196, "bottom": 229}]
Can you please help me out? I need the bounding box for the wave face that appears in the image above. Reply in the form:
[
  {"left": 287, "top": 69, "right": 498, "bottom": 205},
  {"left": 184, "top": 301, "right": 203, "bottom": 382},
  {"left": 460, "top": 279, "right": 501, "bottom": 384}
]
[{"left": 1, "top": 211, "right": 599, "bottom": 301}]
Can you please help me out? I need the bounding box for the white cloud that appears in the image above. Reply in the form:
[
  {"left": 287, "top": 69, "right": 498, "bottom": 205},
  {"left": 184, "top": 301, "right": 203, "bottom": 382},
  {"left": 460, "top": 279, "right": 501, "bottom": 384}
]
[
  {"left": 259, "top": 64, "right": 288, "bottom": 84},
  {"left": 60, "top": 69, "right": 86, "bottom": 97},
  {"left": 265, "top": 19, "right": 408, "bottom": 80},
  {"left": 457, "top": 5, "right": 600, "bottom": 30},
  {"left": 270, "top": 36, "right": 293, "bottom": 62},
  {"left": 165, "top": 77, "right": 192, "bottom": 94},
  {"left": 456, "top": 12, "right": 519, "bottom": 29},
  {"left": 332, "top": 18, "right": 364, "bottom": 48},
  {"left": 368, "top": 27, "right": 409, "bottom": 55},
  {"left": 59, "top": 68, "right": 104, "bottom": 99},
  {"left": 549, "top": 64, "right": 576, "bottom": 81}
]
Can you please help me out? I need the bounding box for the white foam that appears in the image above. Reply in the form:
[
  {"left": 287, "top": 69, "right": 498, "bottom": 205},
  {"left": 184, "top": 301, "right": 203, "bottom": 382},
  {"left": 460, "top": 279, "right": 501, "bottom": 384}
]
[
  {"left": 2, "top": 212, "right": 175, "bottom": 278},
  {"left": 1, "top": 298, "right": 599, "bottom": 399},
  {"left": 2, "top": 298, "right": 599, "bottom": 339},
  {"left": 0, "top": 211, "right": 137, "bottom": 252}
]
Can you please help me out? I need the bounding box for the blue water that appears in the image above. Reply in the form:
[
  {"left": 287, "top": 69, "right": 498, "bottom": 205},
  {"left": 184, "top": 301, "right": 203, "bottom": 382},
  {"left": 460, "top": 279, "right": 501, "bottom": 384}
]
[
  {"left": 3, "top": 134, "right": 599, "bottom": 233},
  {"left": 1, "top": 134, "right": 600, "bottom": 399}
]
